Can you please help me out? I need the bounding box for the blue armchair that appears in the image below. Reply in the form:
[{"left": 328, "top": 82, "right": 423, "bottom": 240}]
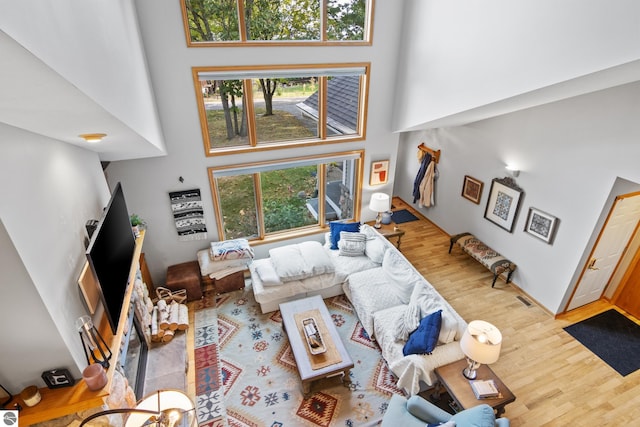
[{"left": 382, "top": 394, "right": 510, "bottom": 427}]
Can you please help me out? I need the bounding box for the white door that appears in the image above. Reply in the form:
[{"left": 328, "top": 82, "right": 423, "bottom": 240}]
[{"left": 567, "top": 194, "right": 640, "bottom": 311}]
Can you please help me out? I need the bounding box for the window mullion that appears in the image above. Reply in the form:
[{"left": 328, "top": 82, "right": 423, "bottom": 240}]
[
  {"left": 318, "top": 163, "right": 326, "bottom": 226},
  {"left": 237, "top": 0, "right": 247, "bottom": 42},
  {"left": 210, "top": 172, "right": 226, "bottom": 240},
  {"left": 319, "top": 76, "right": 327, "bottom": 140},
  {"left": 254, "top": 172, "right": 266, "bottom": 239},
  {"left": 321, "top": 0, "right": 327, "bottom": 42},
  {"left": 244, "top": 79, "right": 258, "bottom": 147}
]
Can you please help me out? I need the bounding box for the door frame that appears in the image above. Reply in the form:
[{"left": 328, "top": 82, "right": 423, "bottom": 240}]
[
  {"left": 562, "top": 191, "right": 640, "bottom": 313},
  {"left": 612, "top": 224, "right": 640, "bottom": 305}
]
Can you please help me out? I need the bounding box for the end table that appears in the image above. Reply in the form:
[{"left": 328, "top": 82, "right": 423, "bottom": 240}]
[
  {"left": 368, "top": 222, "right": 406, "bottom": 249},
  {"left": 432, "top": 359, "right": 515, "bottom": 417}
]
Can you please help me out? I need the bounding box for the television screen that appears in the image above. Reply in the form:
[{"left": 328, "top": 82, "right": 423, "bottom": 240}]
[{"left": 86, "top": 183, "right": 136, "bottom": 334}]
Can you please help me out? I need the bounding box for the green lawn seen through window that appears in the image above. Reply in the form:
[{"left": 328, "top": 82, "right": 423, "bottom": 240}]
[
  {"left": 215, "top": 110, "right": 323, "bottom": 239},
  {"left": 206, "top": 107, "right": 315, "bottom": 148}
]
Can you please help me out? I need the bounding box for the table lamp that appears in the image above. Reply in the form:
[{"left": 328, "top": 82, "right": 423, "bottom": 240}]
[
  {"left": 460, "top": 320, "right": 502, "bottom": 380},
  {"left": 369, "top": 193, "right": 391, "bottom": 229}
]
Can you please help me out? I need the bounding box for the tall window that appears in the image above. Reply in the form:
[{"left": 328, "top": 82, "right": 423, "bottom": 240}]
[
  {"left": 181, "top": 0, "right": 373, "bottom": 46},
  {"left": 209, "top": 151, "right": 363, "bottom": 241},
  {"left": 194, "top": 64, "right": 369, "bottom": 155}
]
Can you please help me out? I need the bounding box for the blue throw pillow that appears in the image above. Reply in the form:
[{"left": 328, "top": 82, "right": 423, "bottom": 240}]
[
  {"left": 402, "top": 310, "right": 442, "bottom": 356},
  {"left": 329, "top": 221, "right": 360, "bottom": 250}
]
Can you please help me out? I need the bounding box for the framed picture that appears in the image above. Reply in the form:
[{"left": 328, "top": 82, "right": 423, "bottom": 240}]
[
  {"left": 370, "top": 160, "right": 389, "bottom": 186},
  {"left": 525, "top": 207, "right": 559, "bottom": 243},
  {"left": 484, "top": 177, "right": 524, "bottom": 232},
  {"left": 461, "top": 175, "right": 483, "bottom": 204}
]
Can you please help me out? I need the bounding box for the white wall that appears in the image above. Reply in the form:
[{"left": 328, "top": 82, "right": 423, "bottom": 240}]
[
  {"left": 105, "top": 0, "right": 404, "bottom": 284},
  {"left": 394, "top": 82, "right": 640, "bottom": 314},
  {"left": 393, "top": 0, "right": 640, "bottom": 130},
  {"left": 0, "top": 0, "right": 165, "bottom": 154},
  {"left": 0, "top": 125, "right": 110, "bottom": 390}
]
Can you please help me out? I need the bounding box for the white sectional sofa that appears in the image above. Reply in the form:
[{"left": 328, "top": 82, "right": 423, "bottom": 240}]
[{"left": 249, "top": 223, "right": 466, "bottom": 395}]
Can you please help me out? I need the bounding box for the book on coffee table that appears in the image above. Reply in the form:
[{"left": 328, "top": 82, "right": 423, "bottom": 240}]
[{"left": 469, "top": 379, "right": 499, "bottom": 399}]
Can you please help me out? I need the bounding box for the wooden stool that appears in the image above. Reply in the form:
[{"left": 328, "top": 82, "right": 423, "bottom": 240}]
[{"left": 165, "top": 261, "right": 202, "bottom": 301}]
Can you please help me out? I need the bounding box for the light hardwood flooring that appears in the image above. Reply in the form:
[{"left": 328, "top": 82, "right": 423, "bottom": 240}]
[{"left": 186, "top": 197, "right": 640, "bottom": 426}]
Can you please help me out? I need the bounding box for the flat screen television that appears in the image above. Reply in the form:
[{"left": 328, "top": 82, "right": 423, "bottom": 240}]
[{"left": 86, "top": 182, "right": 136, "bottom": 334}]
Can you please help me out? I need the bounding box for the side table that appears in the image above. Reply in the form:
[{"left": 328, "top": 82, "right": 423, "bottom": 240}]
[
  {"left": 368, "top": 222, "right": 406, "bottom": 249},
  {"left": 432, "top": 359, "right": 515, "bottom": 417}
]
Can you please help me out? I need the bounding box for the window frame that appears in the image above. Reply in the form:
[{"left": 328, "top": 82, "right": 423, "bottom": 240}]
[
  {"left": 208, "top": 149, "right": 364, "bottom": 244},
  {"left": 181, "top": 0, "right": 375, "bottom": 47},
  {"left": 193, "top": 63, "right": 370, "bottom": 156}
]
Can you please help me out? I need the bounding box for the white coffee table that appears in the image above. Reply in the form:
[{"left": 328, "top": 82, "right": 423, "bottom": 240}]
[{"left": 279, "top": 295, "right": 354, "bottom": 397}]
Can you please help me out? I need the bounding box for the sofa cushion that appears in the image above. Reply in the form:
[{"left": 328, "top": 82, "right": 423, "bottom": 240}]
[
  {"left": 329, "top": 221, "right": 361, "bottom": 250},
  {"left": 269, "top": 241, "right": 334, "bottom": 282},
  {"left": 382, "top": 249, "right": 422, "bottom": 303},
  {"left": 338, "top": 231, "right": 366, "bottom": 256},
  {"left": 347, "top": 267, "right": 404, "bottom": 339},
  {"left": 403, "top": 310, "right": 442, "bottom": 356},
  {"left": 449, "top": 404, "right": 496, "bottom": 427},
  {"left": 365, "top": 236, "right": 387, "bottom": 263},
  {"left": 398, "top": 282, "right": 460, "bottom": 344}
]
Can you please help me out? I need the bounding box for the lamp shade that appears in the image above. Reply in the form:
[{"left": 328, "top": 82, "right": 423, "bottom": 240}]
[
  {"left": 369, "top": 193, "right": 390, "bottom": 212},
  {"left": 460, "top": 320, "right": 502, "bottom": 364},
  {"left": 126, "top": 389, "right": 195, "bottom": 427}
]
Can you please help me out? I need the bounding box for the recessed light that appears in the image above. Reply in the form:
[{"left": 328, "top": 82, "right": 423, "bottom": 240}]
[{"left": 79, "top": 133, "right": 107, "bottom": 143}]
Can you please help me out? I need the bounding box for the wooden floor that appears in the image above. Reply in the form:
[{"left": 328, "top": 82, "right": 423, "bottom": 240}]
[
  {"left": 185, "top": 197, "right": 640, "bottom": 426},
  {"left": 391, "top": 197, "right": 640, "bottom": 426}
]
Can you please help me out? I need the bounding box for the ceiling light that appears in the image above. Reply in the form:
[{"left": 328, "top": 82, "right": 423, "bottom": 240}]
[{"left": 79, "top": 133, "right": 107, "bottom": 143}]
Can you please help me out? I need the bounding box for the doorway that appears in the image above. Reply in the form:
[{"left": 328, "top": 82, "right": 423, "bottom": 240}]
[{"left": 565, "top": 191, "right": 640, "bottom": 312}]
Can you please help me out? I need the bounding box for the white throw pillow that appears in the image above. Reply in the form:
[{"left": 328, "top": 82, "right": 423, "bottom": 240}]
[
  {"left": 338, "top": 231, "right": 366, "bottom": 256},
  {"left": 255, "top": 261, "right": 282, "bottom": 287},
  {"left": 364, "top": 237, "right": 387, "bottom": 264},
  {"left": 382, "top": 249, "right": 421, "bottom": 303}
]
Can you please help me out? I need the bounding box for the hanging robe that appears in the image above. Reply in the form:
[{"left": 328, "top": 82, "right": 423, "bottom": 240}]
[
  {"left": 418, "top": 159, "right": 435, "bottom": 208},
  {"left": 412, "top": 153, "right": 432, "bottom": 203}
]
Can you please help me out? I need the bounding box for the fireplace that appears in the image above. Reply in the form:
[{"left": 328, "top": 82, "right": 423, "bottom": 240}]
[{"left": 120, "top": 306, "right": 148, "bottom": 399}]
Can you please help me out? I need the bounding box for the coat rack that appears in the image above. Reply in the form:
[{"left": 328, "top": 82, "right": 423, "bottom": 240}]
[{"left": 417, "top": 143, "right": 441, "bottom": 164}]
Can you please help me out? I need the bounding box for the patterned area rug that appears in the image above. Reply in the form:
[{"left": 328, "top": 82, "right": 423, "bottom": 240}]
[{"left": 193, "top": 284, "right": 404, "bottom": 426}]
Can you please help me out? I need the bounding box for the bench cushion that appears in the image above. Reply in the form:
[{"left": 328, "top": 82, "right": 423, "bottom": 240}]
[{"left": 451, "top": 233, "right": 515, "bottom": 276}]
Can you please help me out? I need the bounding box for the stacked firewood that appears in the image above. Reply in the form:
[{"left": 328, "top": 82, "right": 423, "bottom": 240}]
[{"left": 151, "top": 288, "right": 189, "bottom": 343}]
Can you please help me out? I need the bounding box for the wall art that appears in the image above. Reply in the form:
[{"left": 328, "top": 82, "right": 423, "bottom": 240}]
[
  {"left": 169, "top": 188, "right": 208, "bottom": 241},
  {"left": 461, "top": 175, "right": 483, "bottom": 204},
  {"left": 524, "top": 207, "right": 558, "bottom": 243},
  {"left": 484, "top": 177, "right": 524, "bottom": 232},
  {"left": 370, "top": 160, "right": 389, "bottom": 186}
]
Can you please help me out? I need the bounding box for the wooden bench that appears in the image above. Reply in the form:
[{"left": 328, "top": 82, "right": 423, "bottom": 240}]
[{"left": 449, "top": 232, "right": 516, "bottom": 287}]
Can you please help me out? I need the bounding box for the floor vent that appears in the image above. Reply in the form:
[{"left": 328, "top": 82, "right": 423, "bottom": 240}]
[{"left": 517, "top": 295, "right": 532, "bottom": 307}]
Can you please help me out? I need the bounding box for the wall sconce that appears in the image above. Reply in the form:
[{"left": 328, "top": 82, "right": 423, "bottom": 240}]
[
  {"left": 505, "top": 165, "right": 520, "bottom": 177},
  {"left": 76, "top": 315, "right": 112, "bottom": 368},
  {"left": 79, "top": 133, "right": 107, "bottom": 143}
]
